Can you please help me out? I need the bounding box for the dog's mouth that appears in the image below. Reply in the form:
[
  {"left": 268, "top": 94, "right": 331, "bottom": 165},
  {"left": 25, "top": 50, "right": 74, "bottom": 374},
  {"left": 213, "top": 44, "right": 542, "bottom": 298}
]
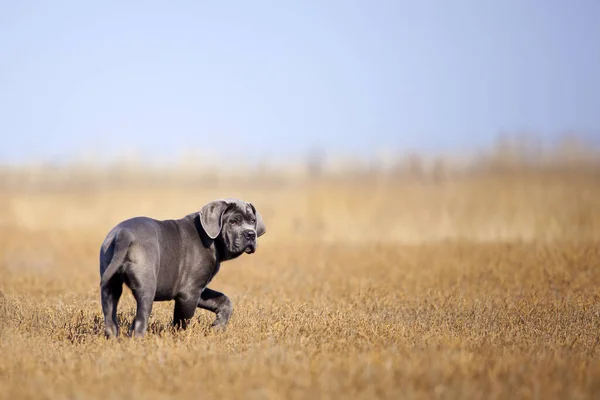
[{"left": 244, "top": 244, "right": 256, "bottom": 254}]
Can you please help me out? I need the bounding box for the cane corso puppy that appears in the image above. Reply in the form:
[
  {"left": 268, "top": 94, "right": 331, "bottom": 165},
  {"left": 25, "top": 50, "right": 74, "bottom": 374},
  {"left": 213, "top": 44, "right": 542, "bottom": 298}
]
[{"left": 99, "top": 198, "right": 266, "bottom": 338}]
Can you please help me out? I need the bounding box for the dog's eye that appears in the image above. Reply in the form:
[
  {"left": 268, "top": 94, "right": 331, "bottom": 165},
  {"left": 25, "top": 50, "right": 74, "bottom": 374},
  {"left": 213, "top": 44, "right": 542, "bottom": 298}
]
[
  {"left": 250, "top": 219, "right": 256, "bottom": 224},
  {"left": 230, "top": 219, "right": 238, "bottom": 225}
]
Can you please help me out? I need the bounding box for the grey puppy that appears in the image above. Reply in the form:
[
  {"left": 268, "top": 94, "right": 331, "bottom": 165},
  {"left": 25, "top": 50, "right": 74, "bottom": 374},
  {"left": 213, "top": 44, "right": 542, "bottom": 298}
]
[{"left": 99, "top": 198, "right": 265, "bottom": 338}]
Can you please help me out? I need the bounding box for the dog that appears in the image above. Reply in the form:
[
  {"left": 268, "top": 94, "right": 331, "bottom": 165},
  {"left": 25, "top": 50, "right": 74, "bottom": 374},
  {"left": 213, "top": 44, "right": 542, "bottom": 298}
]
[{"left": 99, "top": 198, "right": 266, "bottom": 338}]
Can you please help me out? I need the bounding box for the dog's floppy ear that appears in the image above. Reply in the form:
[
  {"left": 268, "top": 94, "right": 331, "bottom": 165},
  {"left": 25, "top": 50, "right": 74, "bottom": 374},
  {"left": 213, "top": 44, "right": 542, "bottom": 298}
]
[
  {"left": 199, "top": 200, "right": 230, "bottom": 240},
  {"left": 249, "top": 202, "right": 266, "bottom": 237}
]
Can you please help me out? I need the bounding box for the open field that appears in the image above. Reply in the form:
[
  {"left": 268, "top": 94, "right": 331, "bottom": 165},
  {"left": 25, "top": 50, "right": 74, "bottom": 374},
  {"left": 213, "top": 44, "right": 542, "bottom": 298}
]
[{"left": 1, "top": 167, "right": 600, "bottom": 399}]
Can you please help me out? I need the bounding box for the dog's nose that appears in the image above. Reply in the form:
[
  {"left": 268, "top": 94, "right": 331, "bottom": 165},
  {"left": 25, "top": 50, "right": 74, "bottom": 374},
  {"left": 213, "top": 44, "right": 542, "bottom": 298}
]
[{"left": 244, "top": 230, "right": 256, "bottom": 240}]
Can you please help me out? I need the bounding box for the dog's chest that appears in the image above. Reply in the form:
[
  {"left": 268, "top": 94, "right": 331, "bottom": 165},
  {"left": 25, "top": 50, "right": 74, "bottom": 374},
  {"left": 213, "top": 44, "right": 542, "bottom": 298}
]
[{"left": 201, "top": 261, "right": 221, "bottom": 291}]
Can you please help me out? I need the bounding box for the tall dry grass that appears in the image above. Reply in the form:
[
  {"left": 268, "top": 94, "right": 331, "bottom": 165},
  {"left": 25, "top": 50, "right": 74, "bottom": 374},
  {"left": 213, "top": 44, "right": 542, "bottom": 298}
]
[{"left": 1, "top": 165, "right": 600, "bottom": 399}]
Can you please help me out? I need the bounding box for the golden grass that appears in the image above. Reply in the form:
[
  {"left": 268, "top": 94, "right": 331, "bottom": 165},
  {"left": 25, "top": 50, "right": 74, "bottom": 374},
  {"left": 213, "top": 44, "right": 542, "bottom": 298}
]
[{"left": 1, "top": 169, "right": 600, "bottom": 399}]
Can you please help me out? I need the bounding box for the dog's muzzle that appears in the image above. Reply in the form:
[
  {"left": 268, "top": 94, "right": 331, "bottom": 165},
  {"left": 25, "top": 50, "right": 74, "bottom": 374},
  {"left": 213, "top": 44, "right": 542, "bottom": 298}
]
[
  {"left": 244, "top": 243, "right": 256, "bottom": 254},
  {"left": 243, "top": 230, "right": 257, "bottom": 253}
]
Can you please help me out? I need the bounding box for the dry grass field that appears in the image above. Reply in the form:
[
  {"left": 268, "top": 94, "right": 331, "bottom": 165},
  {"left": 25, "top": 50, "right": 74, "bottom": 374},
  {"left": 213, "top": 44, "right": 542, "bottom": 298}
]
[{"left": 1, "top": 166, "right": 600, "bottom": 399}]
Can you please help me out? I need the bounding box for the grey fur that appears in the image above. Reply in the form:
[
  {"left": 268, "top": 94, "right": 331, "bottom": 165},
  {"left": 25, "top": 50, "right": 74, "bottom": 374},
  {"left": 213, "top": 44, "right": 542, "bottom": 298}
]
[{"left": 99, "top": 198, "right": 266, "bottom": 338}]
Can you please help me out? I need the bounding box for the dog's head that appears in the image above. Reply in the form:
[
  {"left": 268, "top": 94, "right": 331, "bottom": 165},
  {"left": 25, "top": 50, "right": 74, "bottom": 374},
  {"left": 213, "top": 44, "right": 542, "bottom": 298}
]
[{"left": 199, "top": 198, "right": 266, "bottom": 256}]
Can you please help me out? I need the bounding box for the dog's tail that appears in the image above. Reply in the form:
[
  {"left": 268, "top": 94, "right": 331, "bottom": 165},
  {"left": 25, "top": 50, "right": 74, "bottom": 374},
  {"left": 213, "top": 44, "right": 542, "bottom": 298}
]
[{"left": 100, "top": 229, "right": 134, "bottom": 287}]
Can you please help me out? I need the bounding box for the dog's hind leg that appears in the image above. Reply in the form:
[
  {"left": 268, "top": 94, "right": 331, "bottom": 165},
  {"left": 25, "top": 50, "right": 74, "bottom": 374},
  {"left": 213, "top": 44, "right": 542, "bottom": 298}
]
[
  {"left": 124, "top": 264, "right": 156, "bottom": 338},
  {"left": 101, "top": 276, "right": 123, "bottom": 338}
]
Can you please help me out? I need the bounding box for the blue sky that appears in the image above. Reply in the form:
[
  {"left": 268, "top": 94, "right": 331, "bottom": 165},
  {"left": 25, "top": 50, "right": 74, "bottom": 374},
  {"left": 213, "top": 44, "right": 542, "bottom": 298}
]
[{"left": 1, "top": 0, "right": 599, "bottom": 165}]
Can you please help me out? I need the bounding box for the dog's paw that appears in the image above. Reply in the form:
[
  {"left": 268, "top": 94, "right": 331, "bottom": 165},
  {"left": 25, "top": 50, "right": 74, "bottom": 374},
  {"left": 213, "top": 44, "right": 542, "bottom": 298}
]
[{"left": 210, "top": 322, "right": 228, "bottom": 333}]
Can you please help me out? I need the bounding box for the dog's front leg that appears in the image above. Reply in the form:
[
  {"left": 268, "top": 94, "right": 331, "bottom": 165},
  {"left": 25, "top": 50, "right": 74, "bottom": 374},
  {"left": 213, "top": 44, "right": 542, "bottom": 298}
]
[
  {"left": 197, "top": 288, "right": 233, "bottom": 328},
  {"left": 173, "top": 292, "right": 200, "bottom": 330}
]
